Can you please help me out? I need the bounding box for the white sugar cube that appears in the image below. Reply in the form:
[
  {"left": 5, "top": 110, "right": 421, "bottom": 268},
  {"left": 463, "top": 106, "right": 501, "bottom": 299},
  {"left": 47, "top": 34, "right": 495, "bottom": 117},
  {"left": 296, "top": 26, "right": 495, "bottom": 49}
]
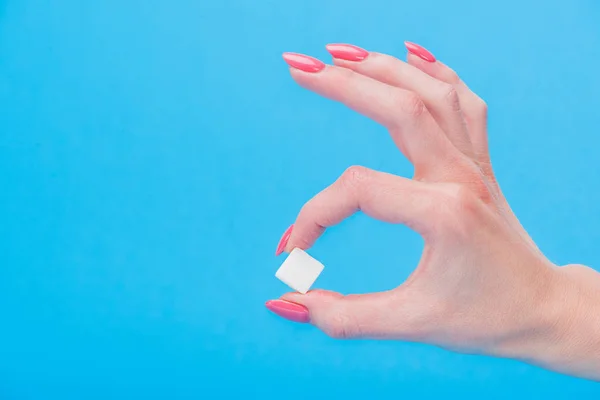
[{"left": 275, "top": 248, "right": 324, "bottom": 294}]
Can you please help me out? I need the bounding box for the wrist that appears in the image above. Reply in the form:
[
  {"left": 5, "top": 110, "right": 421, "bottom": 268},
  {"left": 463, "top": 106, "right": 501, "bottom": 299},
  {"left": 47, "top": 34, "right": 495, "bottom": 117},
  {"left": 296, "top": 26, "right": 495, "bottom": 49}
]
[{"left": 498, "top": 264, "right": 600, "bottom": 380}]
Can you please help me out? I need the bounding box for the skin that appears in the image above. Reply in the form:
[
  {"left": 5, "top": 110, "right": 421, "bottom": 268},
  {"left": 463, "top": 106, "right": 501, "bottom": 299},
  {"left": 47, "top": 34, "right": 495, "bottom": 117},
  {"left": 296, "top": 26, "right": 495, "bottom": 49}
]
[{"left": 270, "top": 49, "right": 600, "bottom": 381}]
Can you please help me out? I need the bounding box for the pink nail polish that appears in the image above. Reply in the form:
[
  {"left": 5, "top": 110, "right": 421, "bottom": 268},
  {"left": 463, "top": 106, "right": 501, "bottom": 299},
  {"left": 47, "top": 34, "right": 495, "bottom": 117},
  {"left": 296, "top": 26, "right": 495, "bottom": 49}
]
[
  {"left": 275, "top": 224, "right": 294, "bottom": 256},
  {"left": 282, "top": 53, "right": 325, "bottom": 73},
  {"left": 265, "top": 299, "right": 310, "bottom": 323},
  {"left": 325, "top": 43, "right": 369, "bottom": 61},
  {"left": 404, "top": 41, "right": 436, "bottom": 63}
]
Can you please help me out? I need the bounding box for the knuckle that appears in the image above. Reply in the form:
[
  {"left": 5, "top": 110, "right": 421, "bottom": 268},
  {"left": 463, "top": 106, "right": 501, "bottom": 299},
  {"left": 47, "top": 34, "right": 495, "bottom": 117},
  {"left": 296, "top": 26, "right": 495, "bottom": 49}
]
[
  {"left": 325, "top": 311, "right": 359, "bottom": 339},
  {"left": 394, "top": 91, "right": 426, "bottom": 118},
  {"left": 438, "top": 84, "right": 461, "bottom": 112},
  {"left": 405, "top": 93, "right": 427, "bottom": 117},
  {"left": 340, "top": 165, "right": 371, "bottom": 189}
]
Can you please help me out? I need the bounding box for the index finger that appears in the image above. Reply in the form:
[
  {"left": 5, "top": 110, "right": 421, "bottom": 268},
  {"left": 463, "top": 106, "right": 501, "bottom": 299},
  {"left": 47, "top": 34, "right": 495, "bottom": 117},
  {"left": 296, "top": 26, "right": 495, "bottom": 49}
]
[{"left": 284, "top": 166, "right": 437, "bottom": 253}]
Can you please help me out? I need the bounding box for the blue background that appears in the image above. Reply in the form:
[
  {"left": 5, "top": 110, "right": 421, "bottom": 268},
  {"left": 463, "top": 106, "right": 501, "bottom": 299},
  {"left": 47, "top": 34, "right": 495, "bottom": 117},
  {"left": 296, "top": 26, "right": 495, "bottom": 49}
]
[{"left": 1, "top": 0, "right": 599, "bottom": 398}]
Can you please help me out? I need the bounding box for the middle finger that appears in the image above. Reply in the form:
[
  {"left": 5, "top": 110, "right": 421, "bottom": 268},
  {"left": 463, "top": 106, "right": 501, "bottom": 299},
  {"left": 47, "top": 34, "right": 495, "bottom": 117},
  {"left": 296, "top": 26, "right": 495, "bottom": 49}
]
[
  {"left": 283, "top": 52, "right": 464, "bottom": 177},
  {"left": 325, "top": 44, "right": 474, "bottom": 160}
]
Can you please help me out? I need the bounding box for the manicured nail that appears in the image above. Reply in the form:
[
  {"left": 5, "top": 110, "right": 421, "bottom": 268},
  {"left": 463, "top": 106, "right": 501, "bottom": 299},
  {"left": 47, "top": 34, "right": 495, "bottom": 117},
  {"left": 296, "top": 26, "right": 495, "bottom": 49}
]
[
  {"left": 404, "top": 41, "right": 436, "bottom": 63},
  {"left": 275, "top": 224, "right": 294, "bottom": 256},
  {"left": 282, "top": 53, "right": 325, "bottom": 73},
  {"left": 265, "top": 299, "right": 310, "bottom": 323},
  {"left": 325, "top": 43, "right": 369, "bottom": 62}
]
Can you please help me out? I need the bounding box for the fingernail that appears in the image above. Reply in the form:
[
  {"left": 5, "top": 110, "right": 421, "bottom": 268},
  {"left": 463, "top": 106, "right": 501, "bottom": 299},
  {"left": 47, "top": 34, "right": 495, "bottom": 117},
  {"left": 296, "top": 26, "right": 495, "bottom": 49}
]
[
  {"left": 275, "top": 224, "right": 294, "bottom": 256},
  {"left": 404, "top": 41, "right": 436, "bottom": 63},
  {"left": 325, "top": 43, "right": 369, "bottom": 62},
  {"left": 282, "top": 53, "right": 325, "bottom": 73},
  {"left": 265, "top": 299, "right": 310, "bottom": 323}
]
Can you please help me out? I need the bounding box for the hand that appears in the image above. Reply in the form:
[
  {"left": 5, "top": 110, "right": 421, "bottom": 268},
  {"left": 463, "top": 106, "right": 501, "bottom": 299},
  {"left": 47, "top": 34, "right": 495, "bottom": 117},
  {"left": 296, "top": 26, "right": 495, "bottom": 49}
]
[{"left": 266, "top": 42, "right": 600, "bottom": 380}]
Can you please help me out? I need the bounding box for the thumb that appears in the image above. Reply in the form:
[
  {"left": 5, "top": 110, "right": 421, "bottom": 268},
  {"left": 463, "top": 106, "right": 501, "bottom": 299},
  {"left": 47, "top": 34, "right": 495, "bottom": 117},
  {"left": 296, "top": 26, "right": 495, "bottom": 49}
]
[{"left": 266, "top": 289, "right": 398, "bottom": 339}]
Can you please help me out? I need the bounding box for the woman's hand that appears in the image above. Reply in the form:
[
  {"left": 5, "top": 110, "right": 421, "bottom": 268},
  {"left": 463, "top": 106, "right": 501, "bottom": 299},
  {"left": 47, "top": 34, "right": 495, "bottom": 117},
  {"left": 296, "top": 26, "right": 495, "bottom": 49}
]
[{"left": 266, "top": 43, "right": 600, "bottom": 380}]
